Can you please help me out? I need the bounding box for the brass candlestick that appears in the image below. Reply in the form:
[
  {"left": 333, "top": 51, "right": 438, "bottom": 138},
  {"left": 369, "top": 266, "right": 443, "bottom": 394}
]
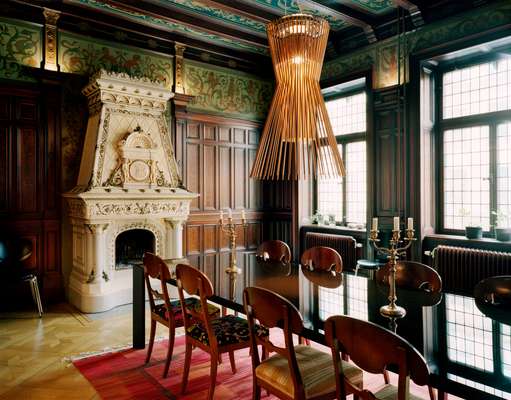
[
  {"left": 220, "top": 210, "right": 248, "bottom": 302},
  {"left": 369, "top": 218, "right": 416, "bottom": 318}
]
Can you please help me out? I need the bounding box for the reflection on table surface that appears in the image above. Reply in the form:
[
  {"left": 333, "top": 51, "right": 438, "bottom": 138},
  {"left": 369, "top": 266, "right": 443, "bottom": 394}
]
[
  {"left": 133, "top": 254, "right": 511, "bottom": 399},
  {"left": 242, "top": 256, "right": 511, "bottom": 399}
]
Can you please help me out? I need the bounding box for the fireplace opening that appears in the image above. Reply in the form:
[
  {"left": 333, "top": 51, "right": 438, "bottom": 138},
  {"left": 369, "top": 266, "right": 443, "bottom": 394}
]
[{"left": 115, "top": 229, "right": 155, "bottom": 270}]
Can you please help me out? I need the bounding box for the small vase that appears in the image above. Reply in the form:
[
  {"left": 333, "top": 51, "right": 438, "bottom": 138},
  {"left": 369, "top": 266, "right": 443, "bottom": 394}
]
[
  {"left": 495, "top": 228, "right": 511, "bottom": 242},
  {"left": 465, "top": 226, "right": 483, "bottom": 239}
]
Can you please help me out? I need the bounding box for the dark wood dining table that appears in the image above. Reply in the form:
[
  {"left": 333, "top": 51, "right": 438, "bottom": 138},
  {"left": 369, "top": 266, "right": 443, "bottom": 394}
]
[{"left": 132, "top": 254, "right": 511, "bottom": 400}]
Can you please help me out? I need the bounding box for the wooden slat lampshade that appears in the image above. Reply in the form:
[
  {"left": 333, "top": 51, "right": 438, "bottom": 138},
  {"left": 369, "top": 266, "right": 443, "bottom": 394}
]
[{"left": 250, "top": 14, "right": 346, "bottom": 180}]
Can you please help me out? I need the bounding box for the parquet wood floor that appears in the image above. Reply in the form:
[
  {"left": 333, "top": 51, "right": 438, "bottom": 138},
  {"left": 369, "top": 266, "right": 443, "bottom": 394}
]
[{"left": 0, "top": 303, "right": 171, "bottom": 400}]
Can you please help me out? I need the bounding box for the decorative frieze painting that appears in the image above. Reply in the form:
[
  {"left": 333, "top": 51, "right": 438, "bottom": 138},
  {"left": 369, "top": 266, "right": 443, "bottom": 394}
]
[
  {"left": 59, "top": 31, "right": 174, "bottom": 89},
  {"left": 184, "top": 60, "right": 274, "bottom": 121},
  {"left": 0, "top": 18, "right": 42, "bottom": 81},
  {"left": 322, "top": 0, "right": 511, "bottom": 87}
]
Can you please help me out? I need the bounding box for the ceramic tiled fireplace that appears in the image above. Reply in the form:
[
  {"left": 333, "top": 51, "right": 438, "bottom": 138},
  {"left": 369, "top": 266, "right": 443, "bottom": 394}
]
[{"left": 63, "top": 70, "right": 196, "bottom": 313}]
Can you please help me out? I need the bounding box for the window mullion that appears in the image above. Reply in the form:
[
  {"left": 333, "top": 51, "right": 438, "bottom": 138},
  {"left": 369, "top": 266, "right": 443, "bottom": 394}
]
[
  {"left": 342, "top": 144, "right": 347, "bottom": 225},
  {"left": 489, "top": 122, "right": 498, "bottom": 232}
]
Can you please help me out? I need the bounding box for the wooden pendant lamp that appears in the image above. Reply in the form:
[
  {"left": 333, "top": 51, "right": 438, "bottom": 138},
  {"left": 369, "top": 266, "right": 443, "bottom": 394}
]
[{"left": 250, "top": 14, "right": 346, "bottom": 180}]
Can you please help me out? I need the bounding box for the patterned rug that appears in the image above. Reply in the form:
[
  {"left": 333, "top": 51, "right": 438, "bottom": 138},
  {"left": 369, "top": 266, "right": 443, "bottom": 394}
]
[
  {"left": 73, "top": 334, "right": 274, "bottom": 400},
  {"left": 73, "top": 334, "right": 447, "bottom": 400}
]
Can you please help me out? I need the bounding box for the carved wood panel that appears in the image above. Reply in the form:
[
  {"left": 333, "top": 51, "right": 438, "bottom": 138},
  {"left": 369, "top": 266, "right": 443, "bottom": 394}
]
[
  {"left": 0, "top": 86, "right": 62, "bottom": 301},
  {"left": 177, "top": 113, "right": 264, "bottom": 285}
]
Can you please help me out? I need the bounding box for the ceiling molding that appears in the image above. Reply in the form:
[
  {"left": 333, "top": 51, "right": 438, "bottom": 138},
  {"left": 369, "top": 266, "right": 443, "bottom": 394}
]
[{"left": 394, "top": 0, "right": 424, "bottom": 27}]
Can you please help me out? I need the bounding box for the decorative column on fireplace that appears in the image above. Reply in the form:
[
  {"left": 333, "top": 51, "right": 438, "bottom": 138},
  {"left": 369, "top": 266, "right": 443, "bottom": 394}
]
[{"left": 63, "top": 70, "right": 197, "bottom": 313}]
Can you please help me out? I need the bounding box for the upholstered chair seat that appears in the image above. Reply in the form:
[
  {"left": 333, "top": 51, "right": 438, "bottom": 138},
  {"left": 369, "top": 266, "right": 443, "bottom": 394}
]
[
  {"left": 373, "top": 384, "right": 426, "bottom": 400},
  {"left": 255, "top": 344, "right": 362, "bottom": 399},
  {"left": 154, "top": 297, "right": 219, "bottom": 322},
  {"left": 186, "top": 314, "right": 268, "bottom": 346}
]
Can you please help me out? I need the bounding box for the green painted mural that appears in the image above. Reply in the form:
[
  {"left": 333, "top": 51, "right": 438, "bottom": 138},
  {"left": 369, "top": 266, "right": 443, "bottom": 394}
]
[
  {"left": 322, "top": 0, "right": 511, "bottom": 86},
  {"left": 184, "top": 60, "right": 273, "bottom": 121},
  {"left": 345, "top": 0, "right": 394, "bottom": 15},
  {"left": 252, "top": 0, "right": 348, "bottom": 31},
  {"left": 67, "top": 0, "right": 268, "bottom": 55},
  {"left": 154, "top": 0, "right": 266, "bottom": 36},
  {"left": 59, "top": 31, "right": 173, "bottom": 88},
  {"left": 0, "top": 18, "right": 42, "bottom": 81}
]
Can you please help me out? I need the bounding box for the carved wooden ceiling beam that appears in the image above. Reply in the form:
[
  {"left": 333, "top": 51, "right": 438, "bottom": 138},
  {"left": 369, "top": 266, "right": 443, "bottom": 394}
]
[{"left": 394, "top": 0, "right": 424, "bottom": 27}]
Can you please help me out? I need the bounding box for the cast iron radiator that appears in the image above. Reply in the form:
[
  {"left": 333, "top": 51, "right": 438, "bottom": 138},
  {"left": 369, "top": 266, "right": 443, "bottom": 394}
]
[
  {"left": 432, "top": 245, "right": 511, "bottom": 294},
  {"left": 304, "top": 232, "right": 360, "bottom": 271}
]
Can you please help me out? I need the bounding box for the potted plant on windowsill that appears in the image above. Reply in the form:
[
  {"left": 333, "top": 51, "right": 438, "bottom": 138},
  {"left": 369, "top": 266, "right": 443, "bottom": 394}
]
[
  {"left": 492, "top": 210, "right": 511, "bottom": 242},
  {"left": 459, "top": 208, "right": 483, "bottom": 239}
]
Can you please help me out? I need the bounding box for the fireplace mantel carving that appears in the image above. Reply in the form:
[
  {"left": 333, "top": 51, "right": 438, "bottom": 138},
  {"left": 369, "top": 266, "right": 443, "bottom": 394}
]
[{"left": 63, "top": 70, "right": 197, "bottom": 313}]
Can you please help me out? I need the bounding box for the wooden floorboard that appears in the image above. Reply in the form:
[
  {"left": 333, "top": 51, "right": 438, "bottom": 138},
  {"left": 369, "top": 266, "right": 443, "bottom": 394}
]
[{"left": 0, "top": 303, "right": 170, "bottom": 400}]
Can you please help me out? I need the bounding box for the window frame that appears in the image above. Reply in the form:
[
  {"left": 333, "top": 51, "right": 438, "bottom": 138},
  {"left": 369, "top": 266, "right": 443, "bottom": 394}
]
[
  {"left": 435, "top": 55, "right": 511, "bottom": 236},
  {"left": 314, "top": 86, "right": 368, "bottom": 226}
]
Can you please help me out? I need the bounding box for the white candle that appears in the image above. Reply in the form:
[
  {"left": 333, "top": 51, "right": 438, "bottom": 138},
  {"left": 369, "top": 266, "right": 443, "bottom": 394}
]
[
  {"left": 241, "top": 209, "right": 246, "bottom": 221},
  {"left": 393, "top": 216, "right": 400, "bottom": 231},
  {"left": 227, "top": 208, "right": 232, "bottom": 219},
  {"left": 372, "top": 217, "right": 378, "bottom": 231},
  {"left": 219, "top": 210, "right": 224, "bottom": 222},
  {"left": 407, "top": 217, "right": 414, "bottom": 230}
]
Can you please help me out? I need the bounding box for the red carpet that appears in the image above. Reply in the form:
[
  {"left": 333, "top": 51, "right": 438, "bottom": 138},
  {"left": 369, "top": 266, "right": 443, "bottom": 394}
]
[
  {"left": 74, "top": 335, "right": 275, "bottom": 400},
  {"left": 74, "top": 334, "right": 450, "bottom": 400}
]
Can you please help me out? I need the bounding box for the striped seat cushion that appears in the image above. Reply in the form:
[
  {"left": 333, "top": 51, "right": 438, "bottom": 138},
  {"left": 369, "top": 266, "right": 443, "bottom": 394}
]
[
  {"left": 374, "top": 384, "right": 426, "bottom": 400},
  {"left": 255, "top": 345, "right": 362, "bottom": 399},
  {"left": 154, "top": 297, "right": 219, "bottom": 323}
]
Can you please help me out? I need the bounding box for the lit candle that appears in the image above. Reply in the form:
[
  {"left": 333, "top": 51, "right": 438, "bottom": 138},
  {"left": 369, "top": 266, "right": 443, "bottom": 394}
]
[
  {"left": 407, "top": 217, "right": 414, "bottom": 230},
  {"left": 219, "top": 210, "right": 224, "bottom": 223},
  {"left": 393, "top": 216, "right": 400, "bottom": 231},
  {"left": 241, "top": 209, "right": 246, "bottom": 221},
  {"left": 227, "top": 208, "right": 232, "bottom": 219},
  {"left": 372, "top": 217, "right": 378, "bottom": 231}
]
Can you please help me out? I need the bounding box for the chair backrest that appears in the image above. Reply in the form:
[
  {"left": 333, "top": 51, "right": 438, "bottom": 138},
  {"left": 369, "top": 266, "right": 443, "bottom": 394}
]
[
  {"left": 474, "top": 275, "right": 511, "bottom": 306},
  {"left": 300, "top": 265, "right": 343, "bottom": 288},
  {"left": 256, "top": 240, "right": 292, "bottom": 263},
  {"left": 243, "top": 286, "right": 306, "bottom": 398},
  {"left": 0, "top": 237, "right": 34, "bottom": 269},
  {"left": 376, "top": 261, "right": 442, "bottom": 293},
  {"left": 143, "top": 252, "right": 173, "bottom": 316},
  {"left": 301, "top": 246, "right": 343, "bottom": 273},
  {"left": 175, "top": 264, "right": 218, "bottom": 346},
  {"left": 325, "top": 315, "right": 431, "bottom": 400},
  {"left": 304, "top": 232, "right": 360, "bottom": 270}
]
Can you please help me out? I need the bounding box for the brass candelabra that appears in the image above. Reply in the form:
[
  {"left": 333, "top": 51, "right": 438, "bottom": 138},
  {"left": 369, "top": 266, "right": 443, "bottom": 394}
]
[
  {"left": 220, "top": 209, "right": 248, "bottom": 302},
  {"left": 369, "top": 217, "right": 416, "bottom": 318}
]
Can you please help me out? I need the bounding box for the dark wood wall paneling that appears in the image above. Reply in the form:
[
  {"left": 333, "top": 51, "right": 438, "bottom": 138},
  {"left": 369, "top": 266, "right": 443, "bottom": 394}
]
[
  {"left": 372, "top": 86, "right": 407, "bottom": 227},
  {"left": 175, "top": 110, "right": 270, "bottom": 290},
  {"left": 0, "top": 85, "right": 62, "bottom": 301}
]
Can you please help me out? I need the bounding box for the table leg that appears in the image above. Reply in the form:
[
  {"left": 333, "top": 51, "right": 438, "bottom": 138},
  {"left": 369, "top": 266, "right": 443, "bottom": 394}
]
[
  {"left": 133, "top": 265, "right": 145, "bottom": 349},
  {"left": 438, "top": 390, "right": 447, "bottom": 400}
]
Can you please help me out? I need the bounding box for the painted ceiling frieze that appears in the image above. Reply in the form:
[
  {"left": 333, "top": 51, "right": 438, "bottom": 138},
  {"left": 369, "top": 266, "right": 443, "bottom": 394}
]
[
  {"left": 252, "top": 0, "right": 349, "bottom": 31},
  {"left": 184, "top": 60, "right": 273, "bottom": 121},
  {"left": 59, "top": 31, "right": 173, "bottom": 88},
  {"left": 151, "top": 0, "right": 267, "bottom": 37},
  {"left": 67, "top": 0, "right": 268, "bottom": 55},
  {"left": 322, "top": 1, "right": 511, "bottom": 85},
  {"left": 0, "top": 18, "right": 42, "bottom": 81},
  {"left": 342, "top": 0, "right": 394, "bottom": 15}
]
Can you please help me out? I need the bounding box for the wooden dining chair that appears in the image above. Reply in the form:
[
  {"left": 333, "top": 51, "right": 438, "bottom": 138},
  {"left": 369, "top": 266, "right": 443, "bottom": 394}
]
[
  {"left": 376, "top": 261, "right": 442, "bottom": 293},
  {"left": 143, "top": 253, "right": 219, "bottom": 378},
  {"left": 301, "top": 246, "right": 343, "bottom": 273},
  {"left": 325, "top": 315, "right": 435, "bottom": 400},
  {"left": 243, "top": 286, "right": 363, "bottom": 400},
  {"left": 256, "top": 240, "right": 292, "bottom": 263},
  {"left": 176, "top": 264, "right": 269, "bottom": 400}
]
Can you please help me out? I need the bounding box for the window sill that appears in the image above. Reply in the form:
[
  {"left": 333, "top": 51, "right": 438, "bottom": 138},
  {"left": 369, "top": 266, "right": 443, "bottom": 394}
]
[
  {"left": 300, "top": 224, "right": 367, "bottom": 237},
  {"left": 423, "top": 234, "right": 511, "bottom": 253}
]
